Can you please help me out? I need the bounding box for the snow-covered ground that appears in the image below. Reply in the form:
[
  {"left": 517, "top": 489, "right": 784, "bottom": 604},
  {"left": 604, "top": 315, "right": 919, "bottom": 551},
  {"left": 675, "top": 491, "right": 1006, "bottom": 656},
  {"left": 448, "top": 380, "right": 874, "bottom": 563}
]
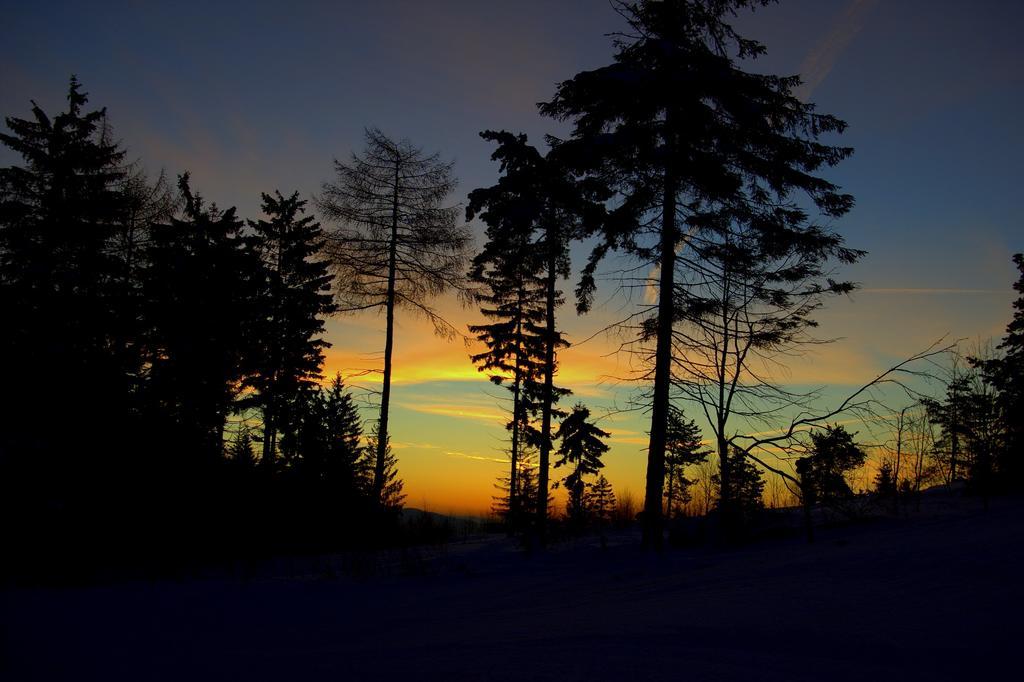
[{"left": 3, "top": 495, "right": 1022, "bottom": 681}]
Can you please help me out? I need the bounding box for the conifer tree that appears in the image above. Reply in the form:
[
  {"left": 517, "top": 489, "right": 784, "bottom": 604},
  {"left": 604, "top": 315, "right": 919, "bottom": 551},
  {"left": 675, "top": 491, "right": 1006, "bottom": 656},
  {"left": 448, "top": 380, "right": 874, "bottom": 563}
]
[
  {"left": 141, "top": 174, "right": 260, "bottom": 460},
  {"left": 712, "top": 447, "right": 765, "bottom": 524},
  {"left": 663, "top": 408, "right": 710, "bottom": 519},
  {"left": 318, "top": 128, "right": 470, "bottom": 501},
  {"left": 0, "top": 77, "right": 130, "bottom": 468},
  {"left": 361, "top": 424, "right": 405, "bottom": 511},
  {"left": 321, "top": 374, "right": 365, "bottom": 491},
  {"left": 972, "top": 257, "right": 1024, "bottom": 488},
  {"left": 229, "top": 425, "right": 258, "bottom": 470},
  {"left": 554, "top": 404, "right": 611, "bottom": 525},
  {"left": 798, "top": 425, "right": 867, "bottom": 505},
  {"left": 586, "top": 475, "right": 617, "bottom": 525},
  {"left": 245, "top": 190, "right": 336, "bottom": 468},
  {"left": 467, "top": 130, "right": 587, "bottom": 538},
  {"left": 540, "top": 0, "right": 856, "bottom": 545}
]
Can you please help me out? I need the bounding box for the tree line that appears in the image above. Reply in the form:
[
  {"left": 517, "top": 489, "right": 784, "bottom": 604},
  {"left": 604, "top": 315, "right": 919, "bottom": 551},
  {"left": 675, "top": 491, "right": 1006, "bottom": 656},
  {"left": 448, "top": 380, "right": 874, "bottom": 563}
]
[{"left": 3, "top": 2, "right": 1023, "bottom": 579}]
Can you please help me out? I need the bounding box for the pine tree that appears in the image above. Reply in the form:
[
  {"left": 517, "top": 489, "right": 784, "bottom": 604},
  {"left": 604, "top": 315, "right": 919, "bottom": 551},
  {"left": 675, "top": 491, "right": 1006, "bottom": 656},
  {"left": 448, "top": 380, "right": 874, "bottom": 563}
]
[
  {"left": 712, "top": 447, "right": 765, "bottom": 525},
  {"left": 362, "top": 424, "right": 405, "bottom": 512},
  {"left": 321, "top": 374, "right": 365, "bottom": 491},
  {"left": 586, "top": 475, "right": 617, "bottom": 525},
  {"left": 540, "top": 0, "right": 856, "bottom": 547},
  {"left": 491, "top": 448, "right": 545, "bottom": 530},
  {"left": 972, "top": 254, "right": 1024, "bottom": 488},
  {"left": 245, "top": 190, "right": 336, "bottom": 468},
  {"left": 468, "top": 131, "right": 588, "bottom": 538},
  {"left": 874, "top": 461, "right": 896, "bottom": 499},
  {"left": 228, "top": 425, "right": 258, "bottom": 469},
  {"left": 554, "top": 404, "right": 611, "bottom": 525},
  {"left": 799, "top": 425, "right": 867, "bottom": 505},
  {"left": 141, "top": 174, "right": 260, "bottom": 460},
  {"left": 0, "top": 77, "right": 130, "bottom": 470},
  {"left": 318, "top": 128, "right": 470, "bottom": 501},
  {"left": 663, "top": 408, "right": 710, "bottom": 519}
]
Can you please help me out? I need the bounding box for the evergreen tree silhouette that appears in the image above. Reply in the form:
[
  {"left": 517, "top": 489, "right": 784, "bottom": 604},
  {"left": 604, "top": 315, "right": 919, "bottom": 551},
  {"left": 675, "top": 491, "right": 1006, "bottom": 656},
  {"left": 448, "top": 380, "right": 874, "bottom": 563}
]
[
  {"left": 586, "top": 474, "right": 617, "bottom": 525},
  {"left": 540, "top": 0, "right": 856, "bottom": 546},
  {"left": 0, "top": 76, "right": 132, "bottom": 512},
  {"left": 972, "top": 254, "right": 1024, "bottom": 488},
  {"left": 554, "top": 404, "right": 611, "bottom": 526},
  {"left": 663, "top": 409, "right": 710, "bottom": 519},
  {"left": 141, "top": 174, "right": 259, "bottom": 461},
  {"left": 245, "top": 190, "right": 336, "bottom": 468},
  {"left": 798, "top": 425, "right": 867, "bottom": 505},
  {"left": 468, "top": 130, "right": 590, "bottom": 539},
  {"left": 712, "top": 447, "right": 765, "bottom": 526}
]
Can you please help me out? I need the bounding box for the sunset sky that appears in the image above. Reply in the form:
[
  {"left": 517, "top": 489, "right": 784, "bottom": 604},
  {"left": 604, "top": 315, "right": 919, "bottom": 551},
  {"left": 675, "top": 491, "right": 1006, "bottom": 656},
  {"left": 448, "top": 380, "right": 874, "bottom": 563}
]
[{"left": 2, "top": 0, "right": 1021, "bottom": 514}]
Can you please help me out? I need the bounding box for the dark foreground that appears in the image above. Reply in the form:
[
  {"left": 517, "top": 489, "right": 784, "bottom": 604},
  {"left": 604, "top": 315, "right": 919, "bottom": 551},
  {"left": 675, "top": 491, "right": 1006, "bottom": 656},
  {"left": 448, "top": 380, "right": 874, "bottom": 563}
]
[{"left": 3, "top": 497, "right": 1022, "bottom": 681}]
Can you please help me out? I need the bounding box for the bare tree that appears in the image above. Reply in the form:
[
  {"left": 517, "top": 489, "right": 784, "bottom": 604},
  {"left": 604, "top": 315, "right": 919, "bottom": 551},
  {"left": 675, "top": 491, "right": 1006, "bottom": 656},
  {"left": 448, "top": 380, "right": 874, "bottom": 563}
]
[{"left": 317, "top": 128, "right": 471, "bottom": 499}]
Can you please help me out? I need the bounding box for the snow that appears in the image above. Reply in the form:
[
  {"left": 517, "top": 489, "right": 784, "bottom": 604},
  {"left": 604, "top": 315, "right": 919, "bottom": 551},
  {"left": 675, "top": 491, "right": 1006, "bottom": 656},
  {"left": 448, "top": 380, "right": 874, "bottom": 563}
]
[{"left": 3, "top": 495, "right": 1022, "bottom": 681}]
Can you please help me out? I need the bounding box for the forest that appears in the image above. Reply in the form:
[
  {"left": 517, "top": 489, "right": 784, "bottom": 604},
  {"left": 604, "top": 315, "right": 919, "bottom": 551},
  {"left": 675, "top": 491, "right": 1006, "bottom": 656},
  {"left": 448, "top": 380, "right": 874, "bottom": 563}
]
[{"left": 1, "top": 0, "right": 1022, "bottom": 590}]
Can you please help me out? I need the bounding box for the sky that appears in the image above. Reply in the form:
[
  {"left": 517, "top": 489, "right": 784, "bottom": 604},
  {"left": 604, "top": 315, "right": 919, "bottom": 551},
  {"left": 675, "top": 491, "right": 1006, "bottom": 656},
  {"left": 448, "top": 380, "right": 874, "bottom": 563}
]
[{"left": 2, "top": 0, "right": 1022, "bottom": 514}]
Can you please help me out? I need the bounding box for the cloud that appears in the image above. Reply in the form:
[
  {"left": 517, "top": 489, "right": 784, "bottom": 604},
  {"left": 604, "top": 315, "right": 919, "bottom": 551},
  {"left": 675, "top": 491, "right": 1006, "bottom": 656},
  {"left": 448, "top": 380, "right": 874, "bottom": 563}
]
[
  {"left": 445, "top": 451, "right": 509, "bottom": 465},
  {"left": 396, "top": 401, "right": 506, "bottom": 425},
  {"left": 795, "top": 0, "right": 878, "bottom": 101},
  {"left": 858, "top": 288, "right": 1005, "bottom": 295}
]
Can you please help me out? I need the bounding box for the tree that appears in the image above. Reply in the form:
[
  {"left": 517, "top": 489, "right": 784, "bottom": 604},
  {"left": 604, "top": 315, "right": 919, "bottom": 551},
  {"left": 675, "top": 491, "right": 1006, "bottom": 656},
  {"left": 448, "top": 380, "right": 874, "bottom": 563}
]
[
  {"left": 141, "top": 174, "right": 260, "bottom": 460},
  {"left": 663, "top": 408, "right": 710, "bottom": 519},
  {"left": 318, "top": 128, "right": 471, "bottom": 501},
  {"left": 798, "top": 424, "right": 867, "bottom": 506},
  {"left": 491, "top": 448, "right": 544, "bottom": 530},
  {"left": 468, "top": 131, "right": 585, "bottom": 531},
  {"left": 245, "top": 190, "right": 336, "bottom": 468},
  {"left": 972, "top": 254, "right": 1024, "bottom": 488},
  {"left": 554, "top": 404, "right": 611, "bottom": 525},
  {"left": 540, "top": 0, "right": 856, "bottom": 546},
  {"left": 0, "top": 77, "right": 130, "bottom": 470},
  {"left": 586, "top": 475, "right": 617, "bottom": 525},
  {"left": 874, "top": 460, "right": 896, "bottom": 499},
  {"left": 712, "top": 447, "right": 765, "bottom": 525},
  {"left": 362, "top": 425, "right": 405, "bottom": 512},
  {"left": 228, "top": 425, "right": 258, "bottom": 470}
]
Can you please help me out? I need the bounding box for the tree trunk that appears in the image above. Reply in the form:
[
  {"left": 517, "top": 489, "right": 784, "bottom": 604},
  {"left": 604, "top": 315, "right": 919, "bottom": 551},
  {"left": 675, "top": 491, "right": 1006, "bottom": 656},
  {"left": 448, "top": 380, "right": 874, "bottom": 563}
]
[
  {"left": 374, "top": 161, "right": 401, "bottom": 500},
  {"left": 509, "top": 317, "right": 523, "bottom": 526},
  {"left": 536, "top": 244, "right": 557, "bottom": 543},
  {"left": 642, "top": 153, "right": 677, "bottom": 549}
]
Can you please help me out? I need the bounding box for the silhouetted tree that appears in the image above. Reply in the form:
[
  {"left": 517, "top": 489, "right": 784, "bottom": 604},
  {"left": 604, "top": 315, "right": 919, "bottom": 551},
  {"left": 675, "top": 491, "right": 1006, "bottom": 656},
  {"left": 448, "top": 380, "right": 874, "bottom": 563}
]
[
  {"left": 141, "top": 174, "right": 259, "bottom": 460},
  {"left": 467, "top": 179, "right": 546, "bottom": 525},
  {"left": 468, "top": 130, "right": 591, "bottom": 538},
  {"left": 922, "top": 361, "right": 974, "bottom": 485},
  {"left": 664, "top": 408, "right": 710, "bottom": 519},
  {"left": 540, "top": 0, "right": 856, "bottom": 546},
  {"left": 318, "top": 128, "right": 470, "bottom": 501},
  {"left": 491, "top": 449, "right": 544, "bottom": 530},
  {"left": 712, "top": 447, "right": 765, "bottom": 526},
  {"left": 874, "top": 460, "right": 896, "bottom": 499},
  {"left": 799, "top": 425, "right": 867, "bottom": 506},
  {"left": 972, "top": 253, "right": 1024, "bottom": 488},
  {"left": 586, "top": 474, "right": 617, "bottom": 525},
  {"left": 554, "top": 404, "right": 611, "bottom": 525},
  {"left": 228, "top": 424, "right": 258, "bottom": 470},
  {"left": 362, "top": 424, "right": 405, "bottom": 512},
  {"left": 0, "top": 77, "right": 130, "bottom": 477},
  {"left": 245, "top": 190, "right": 336, "bottom": 468}
]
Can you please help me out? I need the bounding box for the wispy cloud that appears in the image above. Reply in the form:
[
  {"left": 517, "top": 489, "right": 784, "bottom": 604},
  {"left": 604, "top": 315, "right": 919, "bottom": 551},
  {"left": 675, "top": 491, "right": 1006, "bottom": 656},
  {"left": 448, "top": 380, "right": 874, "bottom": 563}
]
[
  {"left": 446, "top": 451, "right": 509, "bottom": 465},
  {"left": 858, "top": 287, "right": 1005, "bottom": 295},
  {"left": 796, "top": 0, "right": 878, "bottom": 101},
  {"left": 397, "top": 402, "right": 506, "bottom": 425}
]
